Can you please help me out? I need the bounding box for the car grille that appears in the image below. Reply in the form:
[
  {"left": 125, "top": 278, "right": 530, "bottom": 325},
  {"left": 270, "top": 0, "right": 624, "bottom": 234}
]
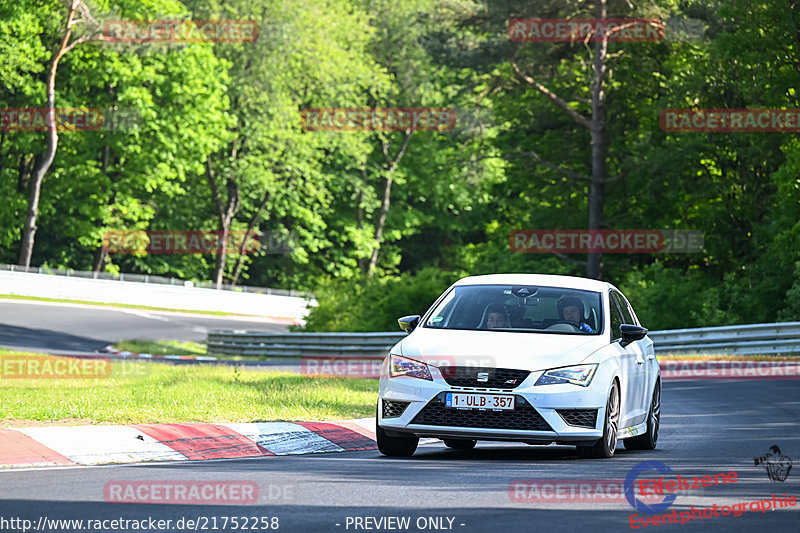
[
  {"left": 410, "top": 393, "right": 552, "bottom": 431},
  {"left": 438, "top": 367, "right": 531, "bottom": 389},
  {"left": 557, "top": 409, "right": 598, "bottom": 428},
  {"left": 382, "top": 400, "right": 411, "bottom": 418}
]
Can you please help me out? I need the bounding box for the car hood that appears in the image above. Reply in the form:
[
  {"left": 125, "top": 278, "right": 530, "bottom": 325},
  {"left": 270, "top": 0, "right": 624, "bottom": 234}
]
[{"left": 396, "top": 327, "right": 607, "bottom": 372}]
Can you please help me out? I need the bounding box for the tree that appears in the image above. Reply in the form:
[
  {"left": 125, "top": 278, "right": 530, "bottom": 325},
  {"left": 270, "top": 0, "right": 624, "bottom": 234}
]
[
  {"left": 18, "top": 0, "right": 103, "bottom": 267},
  {"left": 182, "top": 0, "right": 387, "bottom": 288}
]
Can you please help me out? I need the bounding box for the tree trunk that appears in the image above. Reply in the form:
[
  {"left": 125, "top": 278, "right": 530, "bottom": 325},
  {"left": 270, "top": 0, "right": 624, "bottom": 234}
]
[
  {"left": 93, "top": 144, "right": 114, "bottom": 272},
  {"left": 587, "top": 0, "right": 609, "bottom": 279},
  {"left": 368, "top": 173, "right": 393, "bottom": 275},
  {"left": 356, "top": 165, "right": 366, "bottom": 272},
  {"left": 16, "top": 154, "right": 34, "bottom": 194},
  {"left": 91, "top": 246, "right": 107, "bottom": 272},
  {"left": 19, "top": 14, "right": 73, "bottom": 265},
  {"left": 511, "top": 0, "right": 610, "bottom": 279},
  {"left": 206, "top": 156, "right": 240, "bottom": 289},
  {"left": 214, "top": 225, "right": 230, "bottom": 289},
  {"left": 367, "top": 132, "right": 413, "bottom": 277},
  {"left": 18, "top": 1, "right": 97, "bottom": 266},
  {"left": 230, "top": 189, "right": 271, "bottom": 286}
]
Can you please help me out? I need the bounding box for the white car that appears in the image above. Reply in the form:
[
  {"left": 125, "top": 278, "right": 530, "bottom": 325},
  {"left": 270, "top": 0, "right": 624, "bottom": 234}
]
[{"left": 376, "top": 274, "right": 661, "bottom": 458}]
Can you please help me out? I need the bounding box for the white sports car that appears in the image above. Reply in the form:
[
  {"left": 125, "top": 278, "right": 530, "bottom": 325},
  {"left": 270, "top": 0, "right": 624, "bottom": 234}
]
[{"left": 376, "top": 274, "right": 661, "bottom": 458}]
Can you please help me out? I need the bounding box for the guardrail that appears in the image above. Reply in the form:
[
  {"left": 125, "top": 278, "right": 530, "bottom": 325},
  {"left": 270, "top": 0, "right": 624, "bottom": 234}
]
[
  {"left": 207, "top": 321, "right": 800, "bottom": 357},
  {"left": 0, "top": 264, "right": 313, "bottom": 298},
  {"left": 207, "top": 331, "right": 404, "bottom": 357},
  {"left": 647, "top": 322, "right": 800, "bottom": 356}
]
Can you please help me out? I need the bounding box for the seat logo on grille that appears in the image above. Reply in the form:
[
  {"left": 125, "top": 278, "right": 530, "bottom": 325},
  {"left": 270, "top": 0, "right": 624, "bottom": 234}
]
[
  {"left": 477, "top": 372, "right": 489, "bottom": 382},
  {"left": 505, "top": 379, "right": 518, "bottom": 385}
]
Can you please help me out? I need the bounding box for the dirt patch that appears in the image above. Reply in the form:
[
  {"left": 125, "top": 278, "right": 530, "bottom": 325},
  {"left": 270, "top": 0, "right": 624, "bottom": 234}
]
[{"left": 0, "top": 418, "right": 116, "bottom": 428}]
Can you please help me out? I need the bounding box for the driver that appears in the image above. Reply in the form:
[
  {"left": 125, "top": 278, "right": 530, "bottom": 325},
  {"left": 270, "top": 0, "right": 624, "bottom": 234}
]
[{"left": 557, "top": 296, "right": 595, "bottom": 333}]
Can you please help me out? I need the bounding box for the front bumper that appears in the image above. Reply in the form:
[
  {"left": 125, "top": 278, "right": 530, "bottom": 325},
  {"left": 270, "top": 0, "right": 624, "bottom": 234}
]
[{"left": 378, "top": 364, "right": 612, "bottom": 444}]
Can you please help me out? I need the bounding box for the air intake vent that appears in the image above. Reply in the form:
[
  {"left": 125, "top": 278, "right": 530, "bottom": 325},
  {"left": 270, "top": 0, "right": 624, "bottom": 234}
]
[
  {"left": 411, "top": 393, "right": 552, "bottom": 431},
  {"left": 382, "top": 400, "right": 411, "bottom": 418},
  {"left": 438, "top": 367, "right": 530, "bottom": 389},
  {"left": 557, "top": 409, "right": 598, "bottom": 428}
]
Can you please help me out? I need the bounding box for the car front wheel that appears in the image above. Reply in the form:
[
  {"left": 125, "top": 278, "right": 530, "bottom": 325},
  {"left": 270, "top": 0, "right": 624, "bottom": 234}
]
[
  {"left": 376, "top": 407, "right": 418, "bottom": 457},
  {"left": 577, "top": 380, "right": 620, "bottom": 459}
]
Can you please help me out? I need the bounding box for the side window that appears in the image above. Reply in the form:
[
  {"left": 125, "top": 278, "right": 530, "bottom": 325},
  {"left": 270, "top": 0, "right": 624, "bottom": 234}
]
[
  {"left": 612, "top": 292, "right": 635, "bottom": 325},
  {"left": 609, "top": 295, "right": 624, "bottom": 340},
  {"left": 618, "top": 293, "right": 640, "bottom": 326},
  {"left": 425, "top": 289, "right": 456, "bottom": 328}
]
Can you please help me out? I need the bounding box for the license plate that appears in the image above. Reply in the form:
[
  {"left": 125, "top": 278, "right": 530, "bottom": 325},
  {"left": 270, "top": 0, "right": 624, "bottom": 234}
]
[{"left": 445, "top": 393, "right": 515, "bottom": 410}]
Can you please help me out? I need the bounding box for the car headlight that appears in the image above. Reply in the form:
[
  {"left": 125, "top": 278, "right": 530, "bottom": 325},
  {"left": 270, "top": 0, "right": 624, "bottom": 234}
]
[
  {"left": 389, "top": 354, "right": 432, "bottom": 381},
  {"left": 535, "top": 364, "right": 598, "bottom": 387}
]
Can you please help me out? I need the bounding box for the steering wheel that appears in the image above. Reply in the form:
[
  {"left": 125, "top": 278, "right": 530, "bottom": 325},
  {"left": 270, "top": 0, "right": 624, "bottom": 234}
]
[{"left": 544, "top": 320, "right": 583, "bottom": 332}]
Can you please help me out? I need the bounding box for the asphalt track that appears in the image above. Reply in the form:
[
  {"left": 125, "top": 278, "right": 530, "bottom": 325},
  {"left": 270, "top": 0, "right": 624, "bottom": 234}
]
[
  {"left": 0, "top": 300, "right": 288, "bottom": 355},
  {"left": 1, "top": 379, "right": 798, "bottom": 532},
  {"left": 1, "top": 301, "right": 798, "bottom": 532}
]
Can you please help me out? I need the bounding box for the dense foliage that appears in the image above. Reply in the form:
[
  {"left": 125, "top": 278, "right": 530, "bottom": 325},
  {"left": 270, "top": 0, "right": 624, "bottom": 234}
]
[{"left": 1, "top": 0, "right": 798, "bottom": 330}]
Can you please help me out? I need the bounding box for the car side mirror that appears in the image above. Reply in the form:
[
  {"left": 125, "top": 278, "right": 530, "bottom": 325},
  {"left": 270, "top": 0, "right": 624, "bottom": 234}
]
[
  {"left": 398, "top": 315, "right": 421, "bottom": 333},
  {"left": 619, "top": 324, "right": 648, "bottom": 348}
]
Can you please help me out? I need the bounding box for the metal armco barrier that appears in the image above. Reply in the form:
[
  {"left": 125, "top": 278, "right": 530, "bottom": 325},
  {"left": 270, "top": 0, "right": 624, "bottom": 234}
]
[
  {"left": 647, "top": 322, "right": 800, "bottom": 356},
  {"left": 207, "top": 331, "right": 405, "bottom": 357},
  {"left": 207, "top": 322, "right": 800, "bottom": 357}
]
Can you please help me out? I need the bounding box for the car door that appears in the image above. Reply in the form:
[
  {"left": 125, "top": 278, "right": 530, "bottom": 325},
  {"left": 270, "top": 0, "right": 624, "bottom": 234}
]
[
  {"left": 611, "top": 291, "right": 649, "bottom": 427},
  {"left": 618, "top": 291, "right": 656, "bottom": 415}
]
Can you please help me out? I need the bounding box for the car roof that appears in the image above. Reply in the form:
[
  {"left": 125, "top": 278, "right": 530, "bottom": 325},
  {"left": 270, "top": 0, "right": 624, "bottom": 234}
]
[{"left": 453, "top": 273, "right": 615, "bottom": 293}]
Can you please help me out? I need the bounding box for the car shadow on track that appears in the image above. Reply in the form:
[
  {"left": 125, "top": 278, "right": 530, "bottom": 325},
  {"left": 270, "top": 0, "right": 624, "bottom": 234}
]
[
  {"left": 0, "top": 323, "right": 110, "bottom": 353},
  {"left": 396, "top": 443, "right": 671, "bottom": 462}
]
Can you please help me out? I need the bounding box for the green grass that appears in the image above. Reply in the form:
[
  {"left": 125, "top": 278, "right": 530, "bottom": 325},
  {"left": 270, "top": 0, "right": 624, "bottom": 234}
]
[
  {"left": 0, "top": 294, "right": 262, "bottom": 317},
  {"left": 0, "top": 349, "right": 377, "bottom": 425},
  {"left": 112, "top": 339, "right": 300, "bottom": 361},
  {"left": 114, "top": 339, "right": 208, "bottom": 356}
]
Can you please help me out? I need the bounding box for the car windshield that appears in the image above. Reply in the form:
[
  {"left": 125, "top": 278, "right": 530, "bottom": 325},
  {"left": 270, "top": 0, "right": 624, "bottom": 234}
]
[{"left": 423, "top": 284, "right": 603, "bottom": 335}]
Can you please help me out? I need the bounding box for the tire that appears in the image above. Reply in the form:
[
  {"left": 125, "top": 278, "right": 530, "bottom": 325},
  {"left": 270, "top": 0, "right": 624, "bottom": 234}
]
[
  {"left": 624, "top": 379, "right": 660, "bottom": 451},
  {"left": 577, "top": 380, "right": 620, "bottom": 459},
  {"left": 376, "top": 406, "right": 418, "bottom": 457},
  {"left": 443, "top": 439, "right": 477, "bottom": 450}
]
